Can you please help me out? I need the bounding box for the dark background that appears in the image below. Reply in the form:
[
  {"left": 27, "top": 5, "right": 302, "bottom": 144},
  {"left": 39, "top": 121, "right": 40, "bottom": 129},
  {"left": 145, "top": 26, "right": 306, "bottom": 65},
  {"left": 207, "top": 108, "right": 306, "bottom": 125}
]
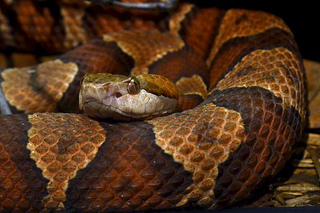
[{"left": 193, "top": 0, "right": 320, "bottom": 62}]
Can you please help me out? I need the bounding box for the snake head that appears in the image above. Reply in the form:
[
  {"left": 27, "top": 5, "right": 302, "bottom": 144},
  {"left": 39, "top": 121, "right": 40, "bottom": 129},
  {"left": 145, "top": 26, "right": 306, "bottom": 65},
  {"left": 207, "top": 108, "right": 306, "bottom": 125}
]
[{"left": 79, "top": 73, "right": 178, "bottom": 121}]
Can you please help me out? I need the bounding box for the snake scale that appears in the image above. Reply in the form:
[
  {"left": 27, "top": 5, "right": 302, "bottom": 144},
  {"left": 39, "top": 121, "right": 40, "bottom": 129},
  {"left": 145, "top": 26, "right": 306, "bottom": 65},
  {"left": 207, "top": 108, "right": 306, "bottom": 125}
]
[{"left": 0, "top": 0, "right": 306, "bottom": 212}]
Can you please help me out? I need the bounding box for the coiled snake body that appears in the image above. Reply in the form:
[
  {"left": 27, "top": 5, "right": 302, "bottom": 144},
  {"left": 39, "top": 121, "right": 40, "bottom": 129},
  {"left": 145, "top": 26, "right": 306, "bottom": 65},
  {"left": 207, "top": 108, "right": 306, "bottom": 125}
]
[{"left": 0, "top": 1, "right": 306, "bottom": 212}]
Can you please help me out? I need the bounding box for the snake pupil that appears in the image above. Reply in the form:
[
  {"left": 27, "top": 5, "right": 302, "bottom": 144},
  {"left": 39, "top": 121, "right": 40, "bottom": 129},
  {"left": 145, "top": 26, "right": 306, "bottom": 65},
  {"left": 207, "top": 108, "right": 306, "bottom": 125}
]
[{"left": 127, "top": 78, "right": 140, "bottom": 94}]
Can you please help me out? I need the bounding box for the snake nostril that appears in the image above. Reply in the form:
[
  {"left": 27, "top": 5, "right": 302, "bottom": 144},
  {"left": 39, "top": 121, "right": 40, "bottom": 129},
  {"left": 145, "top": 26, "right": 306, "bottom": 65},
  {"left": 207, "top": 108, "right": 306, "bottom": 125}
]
[{"left": 115, "top": 92, "right": 122, "bottom": 98}]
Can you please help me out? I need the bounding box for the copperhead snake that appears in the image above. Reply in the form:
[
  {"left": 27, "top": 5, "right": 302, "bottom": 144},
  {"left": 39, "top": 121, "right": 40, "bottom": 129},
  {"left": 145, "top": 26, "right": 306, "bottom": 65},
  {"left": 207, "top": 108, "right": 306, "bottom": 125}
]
[{"left": 0, "top": 0, "right": 306, "bottom": 212}]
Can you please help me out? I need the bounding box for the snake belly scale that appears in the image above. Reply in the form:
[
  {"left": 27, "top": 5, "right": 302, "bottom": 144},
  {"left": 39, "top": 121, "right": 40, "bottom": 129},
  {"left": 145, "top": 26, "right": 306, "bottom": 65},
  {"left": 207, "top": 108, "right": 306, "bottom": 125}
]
[{"left": 0, "top": 1, "right": 306, "bottom": 212}]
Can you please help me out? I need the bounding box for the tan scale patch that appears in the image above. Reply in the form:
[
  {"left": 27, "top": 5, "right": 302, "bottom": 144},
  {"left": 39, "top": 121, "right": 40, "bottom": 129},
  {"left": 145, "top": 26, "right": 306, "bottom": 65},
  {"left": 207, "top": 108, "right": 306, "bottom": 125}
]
[
  {"left": 1, "top": 59, "right": 78, "bottom": 113},
  {"left": 206, "top": 9, "right": 292, "bottom": 66},
  {"left": 169, "top": 3, "right": 194, "bottom": 35},
  {"left": 103, "top": 31, "right": 184, "bottom": 75},
  {"left": 175, "top": 74, "right": 207, "bottom": 99},
  {"left": 148, "top": 103, "right": 247, "bottom": 207},
  {"left": 61, "top": 7, "right": 89, "bottom": 49},
  {"left": 212, "top": 47, "right": 305, "bottom": 119},
  {"left": 27, "top": 113, "right": 106, "bottom": 210}
]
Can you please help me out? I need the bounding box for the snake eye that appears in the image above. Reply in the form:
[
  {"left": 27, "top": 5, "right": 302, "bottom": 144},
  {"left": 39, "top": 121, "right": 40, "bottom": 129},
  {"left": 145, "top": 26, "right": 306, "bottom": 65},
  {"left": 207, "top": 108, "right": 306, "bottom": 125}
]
[{"left": 127, "top": 77, "right": 140, "bottom": 94}]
